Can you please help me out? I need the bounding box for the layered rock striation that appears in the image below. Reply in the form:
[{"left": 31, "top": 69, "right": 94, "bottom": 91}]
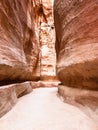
[
  {"left": 0, "top": 0, "right": 40, "bottom": 117},
  {"left": 54, "top": 0, "right": 98, "bottom": 125},
  {"left": 0, "top": 82, "right": 32, "bottom": 118},
  {"left": 54, "top": 0, "right": 98, "bottom": 90},
  {"left": 33, "top": 0, "right": 56, "bottom": 81},
  {"left": 0, "top": 0, "right": 40, "bottom": 84}
]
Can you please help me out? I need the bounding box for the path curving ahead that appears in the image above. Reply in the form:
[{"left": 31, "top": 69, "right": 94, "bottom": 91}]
[{"left": 0, "top": 87, "right": 97, "bottom": 130}]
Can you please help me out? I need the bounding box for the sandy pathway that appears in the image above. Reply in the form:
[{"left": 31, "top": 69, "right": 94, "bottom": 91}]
[{"left": 0, "top": 87, "right": 97, "bottom": 130}]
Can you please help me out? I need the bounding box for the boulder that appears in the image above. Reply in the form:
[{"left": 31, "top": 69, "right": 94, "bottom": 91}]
[
  {"left": 0, "top": 84, "right": 17, "bottom": 118},
  {"left": 0, "top": 81, "right": 32, "bottom": 118},
  {"left": 15, "top": 81, "right": 32, "bottom": 98}
]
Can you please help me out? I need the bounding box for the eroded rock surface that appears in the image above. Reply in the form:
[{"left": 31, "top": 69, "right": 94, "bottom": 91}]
[
  {"left": 0, "top": 0, "right": 40, "bottom": 83},
  {"left": 33, "top": 0, "right": 56, "bottom": 80},
  {"left": 54, "top": 0, "right": 98, "bottom": 126},
  {"left": 31, "top": 81, "right": 59, "bottom": 89},
  {"left": 58, "top": 85, "right": 98, "bottom": 126},
  {"left": 0, "top": 82, "right": 32, "bottom": 118},
  {"left": 15, "top": 81, "right": 32, "bottom": 98},
  {"left": 0, "top": 85, "right": 17, "bottom": 118},
  {"left": 54, "top": 0, "right": 98, "bottom": 90}
]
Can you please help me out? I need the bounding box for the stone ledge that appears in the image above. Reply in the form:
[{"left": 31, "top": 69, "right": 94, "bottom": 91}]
[
  {"left": 0, "top": 81, "right": 32, "bottom": 118},
  {"left": 0, "top": 84, "right": 17, "bottom": 118},
  {"left": 58, "top": 85, "right": 98, "bottom": 126},
  {"left": 58, "top": 85, "right": 98, "bottom": 110}
]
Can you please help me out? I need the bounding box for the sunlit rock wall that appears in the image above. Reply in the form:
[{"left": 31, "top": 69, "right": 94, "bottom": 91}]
[{"left": 33, "top": 0, "right": 56, "bottom": 81}]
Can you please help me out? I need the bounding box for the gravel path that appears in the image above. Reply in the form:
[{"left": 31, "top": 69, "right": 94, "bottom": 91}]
[{"left": 0, "top": 87, "right": 97, "bottom": 130}]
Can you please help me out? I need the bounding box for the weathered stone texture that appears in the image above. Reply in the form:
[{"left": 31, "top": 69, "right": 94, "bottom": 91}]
[
  {"left": 15, "top": 82, "right": 32, "bottom": 98},
  {"left": 0, "top": 85, "right": 17, "bottom": 118},
  {"left": 0, "top": 0, "right": 40, "bottom": 83},
  {"left": 54, "top": 0, "right": 98, "bottom": 90},
  {"left": 40, "top": 0, "right": 56, "bottom": 80},
  {"left": 31, "top": 81, "right": 59, "bottom": 89},
  {"left": 58, "top": 85, "right": 98, "bottom": 126},
  {"left": 0, "top": 0, "right": 39, "bottom": 118},
  {"left": 54, "top": 0, "right": 98, "bottom": 126},
  {"left": 0, "top": 82, "right": 32, "bottom": 118},
  {"left": 33, "top": 0, "right": 56, "bottom": 80},
  {"left": 58, "top": 85, "right": 98, "bottom": 110}
]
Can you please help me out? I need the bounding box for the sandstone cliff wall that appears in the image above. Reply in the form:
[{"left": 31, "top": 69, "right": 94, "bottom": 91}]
[
  {"left": 54, "top": 0, "right": 98, "bottom": 124},
  {"left": 0, "top": 0, "right": 40, "bottom": 84},
  {"left": 54, "top": 0, "right": 98, "bottom": 90},
  {"left": 33, "top": 0, "right": 56, "bottom": 81},
  {"left": 0, "top": 0, "right": 40, "bottom": 117}
]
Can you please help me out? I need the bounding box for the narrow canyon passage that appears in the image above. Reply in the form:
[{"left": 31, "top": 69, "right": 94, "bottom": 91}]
[
  {"left": 0, "top": 0, "right": 98, "bottom": 129},
  {"left": 0, "top": 87, "right": 97, "bottom": 130}
]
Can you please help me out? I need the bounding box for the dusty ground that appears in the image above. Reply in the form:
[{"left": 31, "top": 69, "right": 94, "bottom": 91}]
[{"left": 0, "top": 87, "right": 97, "bottom": 130}]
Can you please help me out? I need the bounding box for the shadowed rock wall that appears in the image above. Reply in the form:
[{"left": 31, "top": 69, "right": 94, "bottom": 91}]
[
  {"left": 0, "top": 0, "right": 40, "bottom": 117},
  {"left": 0, "top": 0, "right": 40, "bottom": 84},
  {"left": 54, "top": 0, "right": 98, "bottom": 125},
  {"left": 0, "top": 82, "right": 32, "bottom": 118},
  {"left": 54, "top": 0, "right": 98, "bottom": 90}
]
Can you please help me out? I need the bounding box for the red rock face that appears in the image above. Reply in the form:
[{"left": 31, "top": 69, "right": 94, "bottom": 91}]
[
  {"left": 54, "top": 0, "right": 98, "bottom": 125},
  {"left": 0, "top": 84, "right": 17, "bottom": 118},
  {"left": 54, "top": 0, "right": 98, "bottom": 90},
  {"left": 0, "top": 0, "right": 40, "bottom": 83},
  {"left": 0, "top": 81, "right": 32, "bottom": 118},
  {"left": 33, "top": 0, "right": 56, "bottom": 81}
]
